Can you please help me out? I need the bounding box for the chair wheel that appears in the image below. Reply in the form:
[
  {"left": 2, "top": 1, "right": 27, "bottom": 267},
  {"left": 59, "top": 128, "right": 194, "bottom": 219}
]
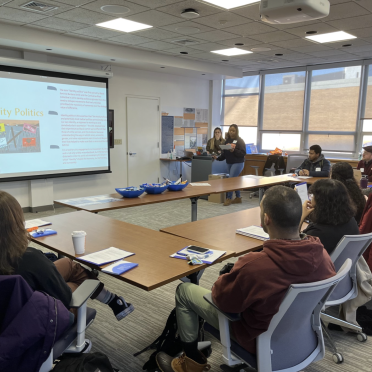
[
  {"left": 357, "top": 333, "right": 368, "bottom": 342},
  {"left": 332, "top": 353, "right": 344, "bottom": 364}
]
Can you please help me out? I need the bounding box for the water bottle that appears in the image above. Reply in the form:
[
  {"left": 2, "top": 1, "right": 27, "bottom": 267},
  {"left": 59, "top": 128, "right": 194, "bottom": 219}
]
[{"left": 360, "top": 175, "right": 368, "bottom": 189}]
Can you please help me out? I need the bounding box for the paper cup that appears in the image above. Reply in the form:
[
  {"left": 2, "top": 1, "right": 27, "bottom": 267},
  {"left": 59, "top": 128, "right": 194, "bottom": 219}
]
[{"left": 71, "top": 231, "right": 86, "bottom": 254}]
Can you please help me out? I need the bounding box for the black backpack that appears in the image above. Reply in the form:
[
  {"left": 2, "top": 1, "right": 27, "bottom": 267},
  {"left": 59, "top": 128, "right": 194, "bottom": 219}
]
[
  {"left": 134, "top": 308, "right": 206, "bottom": 371},
  {"left": 53, "top": 352, "right": 118, "bottom": 372}
]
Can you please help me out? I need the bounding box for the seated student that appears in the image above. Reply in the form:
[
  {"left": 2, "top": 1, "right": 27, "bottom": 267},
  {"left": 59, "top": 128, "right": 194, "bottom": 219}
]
[
  {"left": 331, "top": 162, "right": 366, "bottom": 224},
  {"left": 295, "top": 145, "right": 331, "bottom": 177},
  {"left": 156, "top": 186, "right": 336, "bottom": 372},
  {"left": 206, "top": 127, "right": 225, "bottom": 155},
  {"left": 300, "top": 179, "right": 359, "bottom": 255},
  {"left": 0, "top": 190, "right": 133, "bottom": 322}
]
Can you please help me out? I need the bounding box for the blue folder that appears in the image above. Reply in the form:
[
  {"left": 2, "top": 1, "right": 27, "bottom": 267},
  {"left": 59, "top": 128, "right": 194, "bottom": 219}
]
[{"left": 31, "top": 229, "right": 57, "bottom": 238}]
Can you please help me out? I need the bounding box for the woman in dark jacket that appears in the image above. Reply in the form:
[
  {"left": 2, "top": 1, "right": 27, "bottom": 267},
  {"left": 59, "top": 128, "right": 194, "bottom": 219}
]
[
  {"left": 0, "top": 190, "right": 133, "bottom": 321},
  {"left": 331, "top": 162, "right": 366, "bottom": 224},
  {"left": 215, "top": 124, "right": 246, "bottom": 206},
  {"left": 300, "top": 179, "right": 359, "bottom": 255}
]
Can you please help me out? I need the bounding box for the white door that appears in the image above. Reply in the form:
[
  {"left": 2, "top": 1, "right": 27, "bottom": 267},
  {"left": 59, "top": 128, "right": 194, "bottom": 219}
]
[{"left": 127, "top": 96, "right": 160, "bottom": 186}]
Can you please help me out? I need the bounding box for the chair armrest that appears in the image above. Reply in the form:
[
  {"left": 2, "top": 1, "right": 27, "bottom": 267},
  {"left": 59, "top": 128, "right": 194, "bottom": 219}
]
[
  {"left": 70, "top": 280, "right": 100, "bottom": 308},
  {"left": 203, "top": 293, "right": 241, "bottom": 322}
]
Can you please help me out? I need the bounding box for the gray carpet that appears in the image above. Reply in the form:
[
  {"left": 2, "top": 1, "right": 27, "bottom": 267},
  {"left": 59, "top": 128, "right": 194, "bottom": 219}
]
[{"left": 25, "top": 192, "right": 372, "bottom": 372}]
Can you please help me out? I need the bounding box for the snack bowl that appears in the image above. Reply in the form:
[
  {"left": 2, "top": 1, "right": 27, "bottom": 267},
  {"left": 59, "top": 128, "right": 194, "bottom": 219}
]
[
  {"left": 168, "top": 182, "right": 189, "bottom": 191},
  {"left": 115, "top": 187, "right": 145, "bottom": 198},
  {"left": 140, "top": 183, "right": 168, "bottom": 194}
]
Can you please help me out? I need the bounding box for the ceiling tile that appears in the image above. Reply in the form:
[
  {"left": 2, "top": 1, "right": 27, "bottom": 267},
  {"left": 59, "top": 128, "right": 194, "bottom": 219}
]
[
  {"left": 230, "top": 3, "right": 260, "bottom": 21},
  {"left": 160, "top": 20, "right": 215, "bottom": 34},
  {"left": 124, "top": 10, "right": 183, "bottom": 27},
  {"left": 162, "top": 45, "right": 204, "bottom": 55},
  {"left": 134, "top": 28, "right": 183, "bottom": 40},
  {"left": 223, "top": 22, "right": 277, "bottom": 37},
  {"left": 353, "top": 0, "right": 372, "bottom": 12},
  {"left": 3, "top": 0, "right": 74, "bottom": 16},
  {"left": 107, "top": 33, "right": 154, "bottom": 45},
  {"left": 0, "top": 18, "right": 24, "bottom": 26},
  {"left": 187, "top": 51, "right": 226, "bottom": 60},
  {"left": 327, "top": 38, "right": 371, "bottom": 49},
  {"left": 276, "top": 52, "right": 314, "bottom": 60},
  {"left": 70, "top": 26, "right": 125, "bottom": 38},
  {"left": 186, "top": 41, "right": 234, "bottom": 51},
  {"left": 55, "top": 8, "right": 116, "bottom": 24},
  {"left": 0, "top": 6, "right": 47, "bottom": 23},
  {"left": 322, "top": 2, "right": 370, "bottom": 21},
  {"left": 217, "top": 36, "right": 262, "bottom": 48},
  {"left": 295, "top": 57, "right": 331, "bottom": 65},
  {"left": 345, "top": 27, "right": 372, "bottom": 38},
  {"left": 249, "top": 31, "right": 298, "bottom": 43},
  {"left": 194, "top": 29, "right": 239, "bottom": 42},
  {"left": 29, "top": 18, "right": 88, "bottom": 32},
  {"left": 308, "top": 49, "right": 356, "bottom": 57},
  {"left": 157, "top": 0, "right": 221, "bottom": 17},
  {"left": 327, "top": 14, "right": 372, "bottom": 31},
  {"left": 25, "top": 24, "right": 64, "bottom": 33},
  {"left": 65, "top": 33, "right": 100, "bottom": 41},
  {"left": 335, "top": 44, "right": 372, "bottom": 53},
  {"left": 136, "top": 40, "right": 175, "bottom": 50},
  {"left": 50, "top": 0, "right": 96, "bottom": 5},
  {"left": 348, "top": 50, "right": 372, "bottom": 58},
  {"left": 292, "top": 44, "right": 332, "bottom": 53},
  {"left": 127, "top": 0, "right": 184, "bottom": 9},
  {"left": 82, "top": 0, "right": 150, "bottom": 15},
  {"left": 272, "top": 38, "right": 315, "bottom": 48},
  {"left": 284, "top": 22, "right": 340, "bottom": 37},
  {"left": 193, "top": 11, "right": 250, "bottom": 29}
]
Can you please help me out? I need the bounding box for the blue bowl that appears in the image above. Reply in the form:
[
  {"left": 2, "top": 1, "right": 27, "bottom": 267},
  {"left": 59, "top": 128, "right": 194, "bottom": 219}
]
[
  {"left": 141, "top": 183, "right": 168, "bottom": 194},
  {"left": 115, "top": 187, "right": 145, "bottom": 198},
  {"left": 168, "top": 182, "right": 189, "bottom": 191}
]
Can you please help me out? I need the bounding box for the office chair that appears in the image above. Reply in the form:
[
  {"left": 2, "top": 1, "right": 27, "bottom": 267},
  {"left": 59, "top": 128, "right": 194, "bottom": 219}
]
[
  {"left": 249, "top": 166, "right": 260, "bottom": 199},
  {"left": 263, "top": 155, "right": 285, "bottom": 177},
  {"left": 202, "top": 260, "right": 352, "bottom": 372},
  {"left": 320, "top": 233, "right": 372, "bottom": 364},
  {"left": 286, "top": 154, "right": 308, "bottom": 174}
]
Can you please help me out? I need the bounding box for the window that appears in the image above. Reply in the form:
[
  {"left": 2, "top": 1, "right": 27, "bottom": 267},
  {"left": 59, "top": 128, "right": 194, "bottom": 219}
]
[
  {"left": 364, "top": 66, "right": 372, "bottom": 119},
  {"left": 220, "top": 125, "right": 257, "bottom": 145},
  {"left": 224, "top": 75, "right": 259, "bottom": 128},
  {"left": 308, "top": 134, "right": 355, "bottom": 152},
  {"left": 261, "top": 133, "right": 301, "bottom": 151},
  {"left": 309, "top": 66, "right": 361, "bottom": 132},
  {"left": 263, "top": 71, "right": 305, "bottom": 131}
]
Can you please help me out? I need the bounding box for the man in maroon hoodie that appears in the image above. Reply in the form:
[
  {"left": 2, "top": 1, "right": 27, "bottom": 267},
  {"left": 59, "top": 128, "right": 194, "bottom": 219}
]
[{"left": 156, "top": 186, "right": 336, "bottom": 372}]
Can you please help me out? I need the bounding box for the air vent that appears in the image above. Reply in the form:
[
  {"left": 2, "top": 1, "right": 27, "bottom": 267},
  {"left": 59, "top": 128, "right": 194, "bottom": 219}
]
[
  {"left": 171, "top": 39, "right": 199, "bottom": 46},
  {"left": 20, "top": 1, "right": 58, "bottom": 12}
]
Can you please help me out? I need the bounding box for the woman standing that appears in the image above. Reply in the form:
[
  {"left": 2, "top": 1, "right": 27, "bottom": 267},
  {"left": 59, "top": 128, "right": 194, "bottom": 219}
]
[
  {"left": 331, "top": 162, "right": 366, "bottom": 224},
  {"left": 215, "top": 124, "right": 246, "bottom": 206},
  {"left": 206, "top": 127, "right": 225, "bottom": 155}
]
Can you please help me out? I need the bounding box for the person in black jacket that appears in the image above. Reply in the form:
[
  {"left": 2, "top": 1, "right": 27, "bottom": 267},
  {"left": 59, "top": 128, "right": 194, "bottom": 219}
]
[
  {"left": 299, "top": 179, "right": 359, "bottom": 255},
  {"left": 215, "top": 124, "right": 246, "bottom": 206},
  {"left": 0, "top": 190, "right": 134, "bottom": 321}
]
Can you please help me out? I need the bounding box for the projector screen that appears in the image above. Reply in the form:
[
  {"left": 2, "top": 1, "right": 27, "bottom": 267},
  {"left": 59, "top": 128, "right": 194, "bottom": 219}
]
[{"left": 0, "top": 65, "right": 110, "bottom": 182}]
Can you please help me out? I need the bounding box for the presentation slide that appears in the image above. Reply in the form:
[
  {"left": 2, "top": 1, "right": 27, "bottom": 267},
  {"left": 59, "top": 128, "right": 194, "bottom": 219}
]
[{"left": 0, "top": 68, "right": 109, "bottom": 181}]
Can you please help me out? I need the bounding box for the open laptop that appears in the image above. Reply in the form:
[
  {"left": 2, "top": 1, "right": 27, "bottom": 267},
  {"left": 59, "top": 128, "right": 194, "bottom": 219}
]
[{"left": 353, "top": 168, "right": 362, "bottom": 183}]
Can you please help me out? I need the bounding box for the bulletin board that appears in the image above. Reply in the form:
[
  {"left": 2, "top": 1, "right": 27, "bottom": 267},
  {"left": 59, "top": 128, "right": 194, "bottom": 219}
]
[{"left": 161, "top": 107, "right": 208, "bottom": 155}]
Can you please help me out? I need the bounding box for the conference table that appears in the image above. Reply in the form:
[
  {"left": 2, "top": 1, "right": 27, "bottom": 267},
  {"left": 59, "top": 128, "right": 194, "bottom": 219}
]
[
  {"left": 55, "top": 175, "right": 304, "bottom": 222},
  {"left": 161, "top": 207, "right": 264, "bottom": 257},
  {"left": 30, "top": 211, "right": 235, "bottom": 291}
]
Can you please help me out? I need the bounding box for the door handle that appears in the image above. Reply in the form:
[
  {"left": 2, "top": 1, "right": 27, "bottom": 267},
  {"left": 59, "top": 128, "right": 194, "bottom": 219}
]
[{"left": 129, "top": 152, "right": 137, "bottom": 155}]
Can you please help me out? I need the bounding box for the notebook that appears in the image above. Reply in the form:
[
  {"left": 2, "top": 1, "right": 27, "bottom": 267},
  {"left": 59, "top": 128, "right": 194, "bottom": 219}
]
[
  {"left": 236, "top": 226, "right": 269, "bottom": 241},
  {"left": 78, "top": 247, "right": 135, "bottom": 265},
  {"left": 30, "top": 229, "right": 57, "bottom": 238},
  {"left": 294, "top": 182, "right": 308, "bottom": 204},
  {"left": 25, "top": 219, "right": 51, "bottom": 230}
]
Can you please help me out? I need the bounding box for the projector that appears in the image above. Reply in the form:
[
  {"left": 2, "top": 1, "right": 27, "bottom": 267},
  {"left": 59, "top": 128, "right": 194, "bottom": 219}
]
[{"left": 260, "top": 0, "right": 330, "bottom": 24}]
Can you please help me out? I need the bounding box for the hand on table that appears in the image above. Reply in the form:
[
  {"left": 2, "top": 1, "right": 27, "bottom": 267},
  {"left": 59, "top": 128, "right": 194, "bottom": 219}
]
[{"left": 299, "top": 169, "right": 309, "bottom": 176}]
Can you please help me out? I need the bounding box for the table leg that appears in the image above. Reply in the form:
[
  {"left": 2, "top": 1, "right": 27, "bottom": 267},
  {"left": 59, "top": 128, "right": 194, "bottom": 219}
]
[
  {"left": 190, "top": 197, "right": 199, "bottom": 222},
  {"left": 259, "top": 187, "right": 264, "bottom": 202},
  {"left": 181, "top": 269, "right": 205, "bottom": 285}
]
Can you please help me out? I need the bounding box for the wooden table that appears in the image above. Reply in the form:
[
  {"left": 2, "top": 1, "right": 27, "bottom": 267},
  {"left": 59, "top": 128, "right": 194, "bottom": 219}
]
[
  {"left": 31, "top": 211, "right": 235, "bottom": 291},
  {"left": 161, "top": 207, "right": 264, "bottom": 257},
  {"left": 54, "top": 175, "right": 301, "bottom": 221}
]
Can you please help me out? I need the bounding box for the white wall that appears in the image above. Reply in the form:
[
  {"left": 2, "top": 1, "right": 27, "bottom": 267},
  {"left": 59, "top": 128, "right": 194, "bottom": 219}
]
[{"left": 0, "top": 55, "right": 212, "bottom": 207}]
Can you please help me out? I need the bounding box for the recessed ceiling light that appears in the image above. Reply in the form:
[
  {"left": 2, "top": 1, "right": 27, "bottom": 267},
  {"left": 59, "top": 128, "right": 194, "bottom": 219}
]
[
  {"left": 306, "top": 30, "right": 318, "bottom": 35},
  {"left": 111, "top": 59, "right": 115, "bottom": 61},
  {"left": 342, "top": 44, "right": 352, "bottom": 47},
  {"left": 275, "top": 53, "right": 283, "bottom": 56},
  {"left": 100, "top": 5, "right": 130, "bottom": 14},
  {"left": 96, "top": 18, "right": 152, "bottom": 33},
  {"left": 222, "top": 59, "right": 229, "bottom": 61},
  {"left": 202, "top": 0, "right": 259, "bottom": 10},
  {"left": 202, "top": 73, "right": 206, "bottom": 75},
  {"left": 180, "top": 8, "right": 200, "bottom": 19},
  {"left": 180, "top": 51, "right": 189, "bottom": 54},
  {"left": 160, "top": 67, "right": 165, "bottom": 68},
  {"left": 251, "top": 47, "right": 271, "bottom": 52},
  {"left": 305, "top": 31, "right": 356, "bottom": 43},
  {"left": 46, "top": 48, "right": 52, "bottom": 51},
  {"left": 235, "top": 43, "right": 244, "bottom": 46},
  {"left": 211, "top": 47, "right": 252, "bottom": 56}
]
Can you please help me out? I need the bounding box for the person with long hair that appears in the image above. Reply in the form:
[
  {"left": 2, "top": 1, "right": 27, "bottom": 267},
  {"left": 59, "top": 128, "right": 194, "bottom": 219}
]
[
  {"left": 331, "top": 162, "right": 366, "bottom": 224},
  {"left": 206, "top": 127, "right": 225, "bottom": 155},
  {"left": 215, "top": 124, "right": 246, "bottom": 206},
  {"left": 300, "top": 179, "right": 359, "bottom": 255},
  {"left": 0, "top": 190, "right": 134, "bottom": 322}
]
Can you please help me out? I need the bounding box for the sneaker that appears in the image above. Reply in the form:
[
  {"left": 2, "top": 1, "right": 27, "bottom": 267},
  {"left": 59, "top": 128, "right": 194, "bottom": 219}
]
[
  {"left": 108, "top": 295, "right": 134, "bottom": 321},
  {"left": 223, "top": 198, "right": 232, "bottom": 206},
  {"left": 231, "top": 197, "right": 242, "bottom": 204}
]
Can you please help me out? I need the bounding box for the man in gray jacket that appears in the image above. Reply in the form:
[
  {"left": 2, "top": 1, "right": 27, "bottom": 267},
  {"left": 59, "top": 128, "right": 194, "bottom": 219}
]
[{"left": 295, "top": 145, "right": 331, "bottom": 177}]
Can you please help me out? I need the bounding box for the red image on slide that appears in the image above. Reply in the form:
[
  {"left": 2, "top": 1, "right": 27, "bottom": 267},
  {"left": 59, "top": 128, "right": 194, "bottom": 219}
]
[{"left": 23, "top": 138, "right": 36, "bottom": 147}]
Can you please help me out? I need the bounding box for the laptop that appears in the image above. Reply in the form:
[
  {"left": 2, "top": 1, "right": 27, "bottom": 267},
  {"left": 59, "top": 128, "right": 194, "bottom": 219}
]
[{"left": 353, "top": 168, "right": 362, "bottom": 183}]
